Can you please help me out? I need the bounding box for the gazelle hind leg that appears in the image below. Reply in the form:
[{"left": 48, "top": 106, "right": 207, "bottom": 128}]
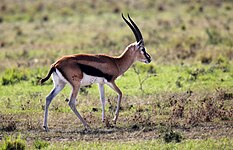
[
  {"left": 98, "top": 83, "right": 105, "bottom": 122},
  {"left": 68, "top": 85, "right": 90, "bottom": 129},
  {"left": 43, "top": 73, "right": 66, "bottom": 131}
]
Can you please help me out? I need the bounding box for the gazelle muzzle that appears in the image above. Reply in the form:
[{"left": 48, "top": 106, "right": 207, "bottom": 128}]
[{"left": 142, "top": 48, "right": 151, "bottom": 63}]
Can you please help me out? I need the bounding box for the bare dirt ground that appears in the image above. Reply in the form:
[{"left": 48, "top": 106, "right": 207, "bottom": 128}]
[{"left": 1, "top": 111, "right": 232, "bottom": 142}]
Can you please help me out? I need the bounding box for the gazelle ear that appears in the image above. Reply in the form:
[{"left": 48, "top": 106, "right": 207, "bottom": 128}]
[{"left": 136, "top": 39, "right": 144, "bottom": 49}]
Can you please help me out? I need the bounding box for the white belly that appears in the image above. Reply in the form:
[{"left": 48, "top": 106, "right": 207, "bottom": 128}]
[
  {"left": 80, "top": 73, "right": 106, "bottom": 86},
  {"left": 54, "top": 69, "right": 107, "bottom": 86}
]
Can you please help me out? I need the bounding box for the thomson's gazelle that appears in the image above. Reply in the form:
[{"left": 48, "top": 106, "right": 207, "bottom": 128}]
[{"left": 40, "top": 14, "right": 151, "bottom": 131}]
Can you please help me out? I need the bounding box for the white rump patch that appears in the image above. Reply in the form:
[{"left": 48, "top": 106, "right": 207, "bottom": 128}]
[{"left": 54, "top": 69, "right": 69, "bottom": 83}]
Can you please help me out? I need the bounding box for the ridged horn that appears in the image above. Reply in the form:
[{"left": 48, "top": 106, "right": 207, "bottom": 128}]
[
  {"left": 122, "top": 13, "right": 141, "bottom": 42},
  {"left": 127, "top": 14, "right": 143, "bottom": 44}
]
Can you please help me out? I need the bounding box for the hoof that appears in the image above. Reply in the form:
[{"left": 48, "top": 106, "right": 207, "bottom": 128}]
[
  {"left": 112, "top": 120, "right": 117, "bottom": 125},
  {"left": 43, "top": 126, "right": 49, "bottom": 132},
  {"left": 85, "top": 124, "right": 91, "bottom": 130},
  {"left": 83, "top": 126, "right": 91, "bottom": 132},
  {"left": 112, "top": 117, "right": 117, "bottom": 124}
]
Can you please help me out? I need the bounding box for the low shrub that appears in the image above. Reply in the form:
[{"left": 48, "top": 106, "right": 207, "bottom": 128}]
[
  {"left": 1, "top": 134, "right": 26, "bottom": 150},
  {"left": 163, "top": 130, "right": 183, "bottom": 143},
  {"left": 33, "top": 139, "right": 50, "bottom": 149},
  {"left": 1, "top": 68, "right": 29, "bottom": 85}
]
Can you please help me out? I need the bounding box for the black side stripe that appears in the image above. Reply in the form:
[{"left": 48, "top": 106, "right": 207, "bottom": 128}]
[{"left": 78, "top": 63, "right": 113, "bottom": 82}]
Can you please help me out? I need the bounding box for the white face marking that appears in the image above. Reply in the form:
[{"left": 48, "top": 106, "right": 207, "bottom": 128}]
[
  {"left": 140, "top": 50, "right": 144, "bottom": 54},
  {"left": 80, "top": 73, "right": 106, "bottom": 86}
]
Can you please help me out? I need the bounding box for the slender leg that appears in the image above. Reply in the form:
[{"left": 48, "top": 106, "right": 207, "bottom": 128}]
[
  {"left": 98, "top": 83, "right": 105, "bottom": 122},
  {"left": 43, "top": 81, "right": 65, "bottom": 131},
  {"left": 68, "top": 85, "right": 90, "bottom": 129},
  {"left": 106, "top": 82, "right": 122, "bottom": 124}
]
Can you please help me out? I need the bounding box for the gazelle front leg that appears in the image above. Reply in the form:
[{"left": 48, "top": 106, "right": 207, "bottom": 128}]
[
  {"left": 107, "top": 82, "right": 122, "bottom": 124},
  {"left": 98, "top": 83, "right": 106, "bottom": 122},
  {"left": 68, "top": 84, "right": 90, "bottom": 129}
]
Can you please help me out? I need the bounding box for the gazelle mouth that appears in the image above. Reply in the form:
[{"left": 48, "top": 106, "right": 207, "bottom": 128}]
[
  {"left": 145, "top": 58, "right": 151, "bottom": 64},
  {"left": 144, "top": 60, "right": 150, "bottom": 64}
]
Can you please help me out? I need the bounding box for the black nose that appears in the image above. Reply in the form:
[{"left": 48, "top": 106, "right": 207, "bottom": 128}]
[{"left": 145, "top": 53, "right": 151, "bottom": 63}]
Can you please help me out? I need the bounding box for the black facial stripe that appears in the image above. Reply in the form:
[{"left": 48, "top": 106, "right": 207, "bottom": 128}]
[
  {"left": 141, "top": 48, "right": 150, "bottom": 61},
  {"left": 146, "top": 53, "right": 151, "bottom": 59},
  {"left": 141, "top": 48, "right": 146, "bottom": 53},
  {"left": 145, "top": 54, "right": 150, "bottom": 61},
  {"left": 78, "top": 63, "right": 113, "bottom": 82}
]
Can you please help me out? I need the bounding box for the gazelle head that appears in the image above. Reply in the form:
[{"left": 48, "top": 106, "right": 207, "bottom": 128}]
[{"left": 122, "top": 13, "right": 151, "bottom": 64}]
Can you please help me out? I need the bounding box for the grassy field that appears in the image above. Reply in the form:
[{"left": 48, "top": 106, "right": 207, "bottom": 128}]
[{"left": 0, "top": 0, "right": 233, "bottom": 149}]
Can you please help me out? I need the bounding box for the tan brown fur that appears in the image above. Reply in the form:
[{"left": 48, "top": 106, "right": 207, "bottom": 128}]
[{"left": 49, "top": 43, "right": 142, "bottom": 84}]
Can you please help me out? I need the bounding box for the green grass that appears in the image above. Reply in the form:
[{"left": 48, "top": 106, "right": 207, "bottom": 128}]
[
  {"left": 1, "top": 134, "right": 26, "bottom": 150},
  {"left": 0, "top": 61, "right": 232, "bottom": 113},
  {"left": 4, "top": 138, "right": 231, "bottom": 150},
  {"left": 0, "top": 135, "right": 232, "bottom": 150}
]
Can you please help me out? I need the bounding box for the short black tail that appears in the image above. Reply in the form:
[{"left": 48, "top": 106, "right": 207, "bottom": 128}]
[{"left": 39, "top": 67, "right": 55, "bottom": 84}]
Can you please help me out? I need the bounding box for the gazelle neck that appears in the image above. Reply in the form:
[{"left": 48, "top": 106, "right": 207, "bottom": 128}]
[{"left": 115, "top": 46, "right": 136, "bottom": 75}]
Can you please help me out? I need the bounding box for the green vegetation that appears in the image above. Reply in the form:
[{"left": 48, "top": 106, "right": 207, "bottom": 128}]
[
  {"left": 1, "top": 134, "right": 26, "bottom": 150},
  {"left": 163, "top": 129, "right": 183, "bottom": 143},
  {"left": 33, "top": 139, "right": 50, "bottom": 149},
  {"left": 23, "top": 138, "right": 233, "bottom": 150},
  {"left": 0, "top": 0, "right": 232, "bottom": 149}
]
